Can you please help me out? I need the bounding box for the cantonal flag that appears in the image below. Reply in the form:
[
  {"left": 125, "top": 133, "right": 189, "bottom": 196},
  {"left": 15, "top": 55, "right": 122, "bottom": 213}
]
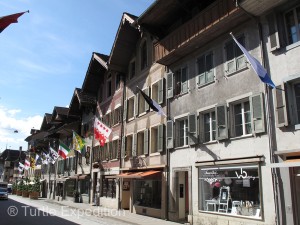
[
  {"left": 58, "top": 142, "right": 70, "bottom": 159},
  {"left": 0, "top": 11, "right": 28, "bottom": 33},
  {"left": 94, "top": 117, "right": 112, "bottom": 146},
  {"left": 24, "top": 159, "right": 30, "bottom": 170}
]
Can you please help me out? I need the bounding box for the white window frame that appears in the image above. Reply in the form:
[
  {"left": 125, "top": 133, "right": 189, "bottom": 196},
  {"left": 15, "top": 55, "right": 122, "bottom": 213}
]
[
  {"left": 175, "top": 116, "right": 189, "bottom": 147},
  {"left": 284, "top": 5, "right": 300, "bottom": 45},
  {"left": 203, "top": 110, "right": 216, "bottom": 143},
  {"left": 196, "top": 51, "right": 215, "bottom": 87},
  {"left": 174, "top": 65, "right": 189, "bottom": 96}
]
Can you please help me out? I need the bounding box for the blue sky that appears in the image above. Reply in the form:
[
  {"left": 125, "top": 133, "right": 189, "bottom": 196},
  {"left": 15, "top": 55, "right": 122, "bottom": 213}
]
[{"left": 0, "top": 0, "right": 154, "bottom": 152}]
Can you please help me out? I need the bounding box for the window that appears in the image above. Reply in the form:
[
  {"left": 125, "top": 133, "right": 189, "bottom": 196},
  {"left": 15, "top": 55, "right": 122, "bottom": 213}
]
[
  {"left": 125, "top": 135, "right": 133, "bottom": 157},
  {"left": 174, "top": 66, "right": 188, "bottom": 96},
  {"left": 140, "top": 40, "right": 148, "bottom": 70},
  {"left": 127, "top": 97, "right": 135, "bottom": 120},
  {"left": 197, "top": 52, "right": 214, "bottom": 86},
  {"left": 111, "top": 139, "right": 119, "bottom": 160},
  {"left": 93, "top": 146, "right": 100, "bottom": 163},
  {"left": 175, "top": 118, "right": 188, "bottom": 147},
  {"left": 137, "top": 131, "right": 145, "bottom": 156},
  {"left": 225, "top": 35, "right": 246, "bottom": 74},
  {"left": 198, "top": 164, "right": 261, "bottom": 218},
  {"left": 80, "top": 179, "right": 90, "bottom": 195},
  {"left": 112, "top": 107, "right": 121, "bottom": 126},
  {"left": 65, "top": 179, "right": 76, "bottom": 197},
  {"left": 151, "top": 79, "right": 164, "bottom": 104},
  {"left": 138, "top": 88, "right": 150, "bottom": 115},
  {"left": 284, "top": 6, "right": 300, "bottom": 45},
  {"left": 133, "top": 180, "right": 162, "bottom": 209},
  {"left": 103, "top": 112, "right": 111, "bottom": 127},
  {"left": 275, "top": 79, "right": 300, "bottom": 127},
  {"left": 107, "top": 74, "right": 112, "bottom": 97},
  {"left": 150, "top": 125, "right": 164, "bottom": 153},
  {"left": 101, "top": 178, "right": 116, "bottom": 198},
  {"left": 115, "top": 73, "right": 121, "bottom": 90},
  {"left": 233, "top": 101, "right": 252, "bottom": 137},
  {"left": 129, "top": 60, "right": 136, "bottom": 79},
  {"left": 203, "top": 111, "right": 216, "bottom": 142}
]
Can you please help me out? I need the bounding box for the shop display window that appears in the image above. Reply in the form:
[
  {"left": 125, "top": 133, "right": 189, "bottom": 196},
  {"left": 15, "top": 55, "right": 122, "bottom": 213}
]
[
  {"left": 133, "top": 180, "right": 161, "bottom": 209},
  {"left": 198, "top": 164, "right": 261, "bottom": 218}
]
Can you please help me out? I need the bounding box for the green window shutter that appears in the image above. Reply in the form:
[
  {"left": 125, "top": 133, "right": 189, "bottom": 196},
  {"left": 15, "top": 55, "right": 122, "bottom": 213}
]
[
  {"left": 145, "top": 87, "right": 150, "bottom": 112},
  {"left": 121, "top": 136, "right": 126, "bottom": 158},
  {"left": 274, "top": 84, "right": 288, "bottom": 127},
  {"left": 250, "top": 92, "right": 265, "bottom": 134},
  {"left": 166, "top": 120, "right": 174, "bottom": 149},
  {"left": 132, "top": 133, "right": 137, "bottom": 156},
  {"left": 198, "top": 113, "right": 205, "bottom": 143},
  {"left": 135, "top": 94, "right": 139, "bottom": 117},
  {"left": 266, "top": 12, "right": 280, "bottom": 51},
  {"left": 158, "top": 78, "right": 164, "bottom": 104},
  {"left": 157, "top": 124, "right": 164, "bottom": 152},
  {"left": 166, "top": 72, "right": 174, "bottom": 99},
  {"left": 181, "top": 67, "right": 188, "bottom": 94},
  {"left": 143, "top": 129, "right": 149, "bottom": 155},
  {"left": 188, "top": 113, "right": 198, "bottom": 145},
  {"left": 123, "top": 100, "right": 127, "bottom": 121},
  {"left": 216, "top": 104, "right": 228, "bottom": 140}
]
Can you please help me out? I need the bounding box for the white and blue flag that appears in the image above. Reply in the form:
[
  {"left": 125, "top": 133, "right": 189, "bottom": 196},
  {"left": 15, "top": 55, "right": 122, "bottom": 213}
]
[{"left": 230, "top": 33, "right": 276, "bottom": 89}]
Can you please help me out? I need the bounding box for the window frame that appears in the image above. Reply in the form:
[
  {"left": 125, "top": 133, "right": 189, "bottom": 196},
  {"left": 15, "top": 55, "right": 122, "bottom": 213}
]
[
  {"left": 284, "top": 5, "right": 300, "bottom": 45},
  {"left": 174, "top": 66, "right": 189, "bottom": 96},
  {"left": 196, "top": 51, "right": 215, "bottom": 87},
  {"left": 175, "top": 117, "right": 189, "bottom": 148}
]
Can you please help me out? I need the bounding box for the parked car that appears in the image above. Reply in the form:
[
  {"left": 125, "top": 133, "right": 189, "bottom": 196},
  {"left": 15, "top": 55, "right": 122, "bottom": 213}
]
[{"left": 0, "top": 187, "right": 8, "bottom": 200}]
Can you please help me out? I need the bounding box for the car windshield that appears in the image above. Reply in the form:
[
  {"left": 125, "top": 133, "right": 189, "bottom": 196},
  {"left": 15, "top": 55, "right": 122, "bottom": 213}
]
[{"left": 0, "top": 187, "right": 7, "bottom": 192}]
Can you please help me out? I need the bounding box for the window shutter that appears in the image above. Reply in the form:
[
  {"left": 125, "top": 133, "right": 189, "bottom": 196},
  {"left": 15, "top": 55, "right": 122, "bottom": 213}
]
[
  {"left": 158, "top": 79, "right": 164, "bottom": 104},
  {"left": 166, "top": 72, "right": 174, "bottom": 99},
  {"left": 143, "top": 129, "right": 149, "bottom": 155},
  {"left": 157, "top": 124, "right": 164, "bottom": 152},
  {"left": 266, "top": 12, "right": 280, "bottom": 51},
  {"left": 121, "top": 136, "right": 126, "bottom": 158},
  {"left": 132, "top": 133, "right": 137, "bottom": 156},
  {"left": 250, "top": 93, "right": 265, "bottom": 134},
  {"left": 274, "top": 84, "right": 288, "bottom": 127},
  {"left": 181, "top": 67, "right": 188, "bottom": 94},
  {"left": 123, "top": 100, "right": 127, "bottom": 121},
  {"left": 198, "top": 113, "right": 205, "bottom": 143},
  {"left": 166, "top": 120, "right": 174, "bottom": 149},
  {"left": 145, "top": 87, "right": 150, "bottom": 112},
  {"left": 134, "top": 94, "right": 139, "bottom": 117},
  {"left": 216, "top": 104, "right": 228, "bottom": 140},
  {"left": 188, "top": 113, "right": 198, "bottom": 145}
]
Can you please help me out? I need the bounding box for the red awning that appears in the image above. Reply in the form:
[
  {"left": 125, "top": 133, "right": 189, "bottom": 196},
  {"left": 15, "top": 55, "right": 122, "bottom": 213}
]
[{"left": 117, "top": 170, "right": 161, "bottom": 179}]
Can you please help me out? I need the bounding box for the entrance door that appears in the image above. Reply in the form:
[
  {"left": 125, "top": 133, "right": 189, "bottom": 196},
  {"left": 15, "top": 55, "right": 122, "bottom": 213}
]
[
  {"left": 92, "top": 172, "right": 97, "bottom": 203},
  {"left": 178, "top": 171, "right": 189, "bottom": 221},
  {"left": 294, "top": 169, "right": 300, "bottom": 225}
]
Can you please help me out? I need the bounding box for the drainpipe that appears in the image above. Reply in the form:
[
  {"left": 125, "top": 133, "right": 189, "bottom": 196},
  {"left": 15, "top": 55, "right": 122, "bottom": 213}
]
[
  {"left": 236, "top": 1, "right": 280, "bottom": 225},
  {"left": 166, "top": 69, "right": 171, "bottom": 221}
]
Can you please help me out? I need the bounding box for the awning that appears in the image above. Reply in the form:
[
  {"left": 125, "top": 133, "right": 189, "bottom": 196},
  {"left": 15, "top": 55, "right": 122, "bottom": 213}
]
[
  {"left": 69, "top": 175, "right": 79, "bottom": 179},
  {"left": 117, "top": 170, "right": 161, "bottom": 179},
  {"left": 78, "top": 175, "right": 90, "bottom": 180}
]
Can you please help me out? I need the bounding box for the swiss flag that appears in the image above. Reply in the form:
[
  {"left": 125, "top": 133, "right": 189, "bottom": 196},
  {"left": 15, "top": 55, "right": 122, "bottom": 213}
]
[{"left": 94, "top": 117, "right": 112, "bottom": 146}]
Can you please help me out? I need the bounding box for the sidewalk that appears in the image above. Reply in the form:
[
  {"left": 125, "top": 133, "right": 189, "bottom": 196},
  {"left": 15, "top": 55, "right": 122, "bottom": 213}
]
[{"left": 11, "top": 195, "right": 182, "bottom": 225}]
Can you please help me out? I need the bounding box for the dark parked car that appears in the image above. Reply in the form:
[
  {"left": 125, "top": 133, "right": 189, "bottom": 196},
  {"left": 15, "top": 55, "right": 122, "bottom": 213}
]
[{"left": 0, "top": 187, "right": 8, "bottom": 200}]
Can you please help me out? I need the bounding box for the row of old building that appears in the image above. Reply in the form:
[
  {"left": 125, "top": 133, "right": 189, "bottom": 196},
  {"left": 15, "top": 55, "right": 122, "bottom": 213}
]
[{"left": 23, "top": 0, "right": 300, "bottom": 225}]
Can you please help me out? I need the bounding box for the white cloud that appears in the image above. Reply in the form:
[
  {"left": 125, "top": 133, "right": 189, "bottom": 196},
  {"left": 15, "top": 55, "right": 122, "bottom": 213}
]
[{"left": 0, "top": 106, "right": 43, "bottom": 151}]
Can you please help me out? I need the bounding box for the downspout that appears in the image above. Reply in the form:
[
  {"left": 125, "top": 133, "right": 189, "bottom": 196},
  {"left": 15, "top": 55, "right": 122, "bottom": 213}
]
[
  {"left": 236, "top": 1, "right": 280, "bottom": 225},
  {"left": 166, "top": 69, "right": 170, "bottom": 221},
  {"left": 118, "top": 74, "right": 126, "bottom": 210}
]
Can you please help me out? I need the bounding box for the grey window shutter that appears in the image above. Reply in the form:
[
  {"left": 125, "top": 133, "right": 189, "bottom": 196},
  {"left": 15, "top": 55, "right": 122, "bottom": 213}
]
[
  {"left": 198, "top": 113, "right": 205, "bottom": 143},
  {"left": 123, "top": 100, "right": 127, "bottom": 121},
  {"left": 135, "top": 94, "right": 139, "bottom": 117},
  {"left": 166, "top": 120, "right": 174, "bottom": 149},
  {"left": 166, "top": 72, "right": 174, "bottom": 99},
  {"left": 266, "top": 12, "right": 280, "bottom": 51},
  {"left": 121, "top": 136, "right": 126, "bottom": 158},
  {"left": 188, "top": 113, "right": 198, "bottom": 145},
  {"left": 157, "top": 124, "right": 164, "bottom": 152},
  {"left": 216, "top": 104, "right": 228, "bottom": 140},
  {"left": 145, "top": 87, "right": 150, "bottom": 112},
  {"left": 158, "top": 79, "right": 164, "bottom": 104},
  {"left": 181, "top": 67, "right": 188, "bottom": 94},
  {"left": 250, "top": 93, "right": 265, "bottom": 134},
  {"left": 132, "top": 133, "right": 137, "bottom": 156},
  {"left": 143, "top": 129, "right": 149, "bottom": 155},
  {"left": 274, "top": 84, "right": 288, "bottom": 127}
]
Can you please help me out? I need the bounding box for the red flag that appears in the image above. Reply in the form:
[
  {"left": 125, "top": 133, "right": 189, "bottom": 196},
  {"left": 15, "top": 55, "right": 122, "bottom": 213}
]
[
  {"left": 94, "top": 117, "right": 112, "bottom": 146},
  {"left": 0, "top": 11, "right": 28, "bottom": 33}
]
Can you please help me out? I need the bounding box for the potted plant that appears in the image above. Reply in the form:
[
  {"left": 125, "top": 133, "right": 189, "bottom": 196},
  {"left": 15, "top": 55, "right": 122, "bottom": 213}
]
[
  {"left": 73, "top": 190, "right": 80, "bottom": 203},
  {"left": 29, "top": 177, "right": 40, "bottom": 200},
  {"left": 17, "top": 180, "right": 24, "bottom": 196},
  {"left": 12, "top": 183, "right": 17, "bottom": 195},
  {"left": 22, "top": 177, "right": 30, "bottom": 197}
]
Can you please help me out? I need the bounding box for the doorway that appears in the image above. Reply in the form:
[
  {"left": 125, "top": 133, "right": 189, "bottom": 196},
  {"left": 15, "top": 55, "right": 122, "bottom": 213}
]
[{"left": 178, "top": 171, "right": 189, "bottom": 222}]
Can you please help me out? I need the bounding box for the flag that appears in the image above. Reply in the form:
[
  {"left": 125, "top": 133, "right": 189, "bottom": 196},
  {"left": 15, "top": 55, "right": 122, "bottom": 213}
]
[
  {"left": 94, "top": 117, "right": 112, "bottom": 146},
  {"left": 72, "top": 131, "right": 85, "bottom": 153},
  {"left": 24, "top": 159, "right": 30, "bottom": 170},
  {"left": 230, "top": 33, "right": 276, "bottom": 89},
  {"left": 41, "top": 152, "right": 50, "bottom": 165},
  {"left": 18, "top": 162, "right": 25, "bottom": 172},
  {"left": 137, "top": 87, "right": 166, "bottom": 116},
  {"left": 58, "top": 142, "right": 70, "bottom": 159},
  {"left": 30, "top": 156, "right": 35, "bottom": 169},
  {"left": 49, "top": 147, "right": 59, "bottom": 164},
  {"left": 0, "top": 11, "right": 28, "bottom": 33},
  {"left": 35, "top": 154, "right": 40, "bottom": 165}
]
